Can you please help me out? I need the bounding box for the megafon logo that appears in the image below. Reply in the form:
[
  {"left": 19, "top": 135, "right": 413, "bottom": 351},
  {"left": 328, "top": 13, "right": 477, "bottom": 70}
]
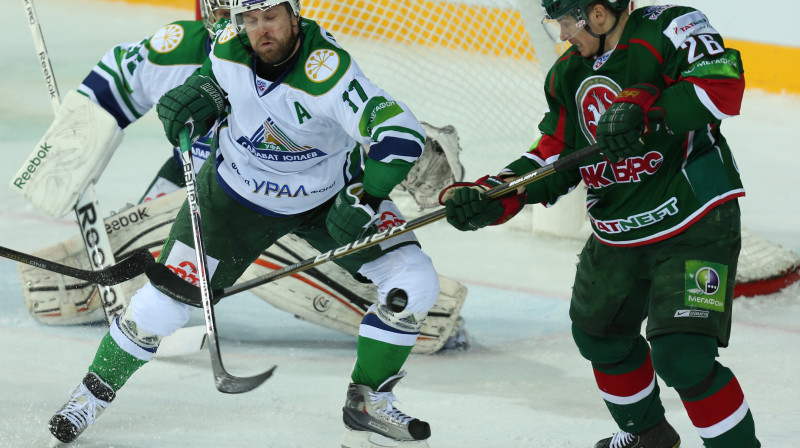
[{"left": 695, "top": 266, "right": 720, "bottom": 295}]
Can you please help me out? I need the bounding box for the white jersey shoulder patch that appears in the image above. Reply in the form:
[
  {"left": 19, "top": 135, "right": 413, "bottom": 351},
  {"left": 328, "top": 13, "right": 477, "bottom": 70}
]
[
  {"left": 218, "top": 23, "right": 238, "bottom": 44},
  {"left": 150, "top": 24, "right": 185, "bottom": 53},
  {"left": 305, "top": 49, "right": 340, "bottom": 83}
]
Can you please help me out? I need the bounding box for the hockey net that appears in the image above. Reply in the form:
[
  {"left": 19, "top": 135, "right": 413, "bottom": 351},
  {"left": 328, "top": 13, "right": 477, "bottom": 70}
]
[{"left": 241, "top": 0, "right": 798, "bottom": 297}]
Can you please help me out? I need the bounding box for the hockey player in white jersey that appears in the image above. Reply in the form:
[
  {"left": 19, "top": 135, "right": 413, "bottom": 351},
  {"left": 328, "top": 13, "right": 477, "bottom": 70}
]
[
  {"left": 19, "top": 0, "right": 467, "bottom": 355},
  {"left": 48, "top": 1, "right": 439, "bottom": 446}
]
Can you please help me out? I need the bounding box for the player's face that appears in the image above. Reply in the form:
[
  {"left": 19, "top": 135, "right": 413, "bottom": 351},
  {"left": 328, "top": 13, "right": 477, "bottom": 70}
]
[
  {"left": 567, "top": 7, "right": 608, "bottom": 57},
  {"left": 568, "top": 26, "right": 601, "bottom": 57},
  {"left": 244, "top": 5, "right": 300, "bottom": 64}
]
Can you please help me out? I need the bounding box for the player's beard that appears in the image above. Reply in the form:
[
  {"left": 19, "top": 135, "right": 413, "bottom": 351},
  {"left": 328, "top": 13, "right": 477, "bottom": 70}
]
[{"left": 252, "top": 27, "right": 300, "bottom": 65}]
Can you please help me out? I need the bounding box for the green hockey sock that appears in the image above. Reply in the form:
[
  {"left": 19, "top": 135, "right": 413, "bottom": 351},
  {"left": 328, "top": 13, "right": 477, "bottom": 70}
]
[
  {"left": 88, "top": 332, "right": 148, "bottom": 391},
  {"left": 351, "top": 336, "right": 413, "bottom": 390}
]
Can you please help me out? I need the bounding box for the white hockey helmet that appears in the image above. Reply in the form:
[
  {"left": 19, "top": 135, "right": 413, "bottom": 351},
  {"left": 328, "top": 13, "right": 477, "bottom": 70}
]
[
  {"left": 200, "top": 0, "right": 232, "bottom": 34},
  {"left": 231, "top": 0, "right": 301, "bottom": 33}
]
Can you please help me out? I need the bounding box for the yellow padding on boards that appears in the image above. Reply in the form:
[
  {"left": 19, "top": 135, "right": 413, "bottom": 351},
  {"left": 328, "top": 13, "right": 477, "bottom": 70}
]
[{"left": 115, "top": 0, "right": 800, "bottom": 94}]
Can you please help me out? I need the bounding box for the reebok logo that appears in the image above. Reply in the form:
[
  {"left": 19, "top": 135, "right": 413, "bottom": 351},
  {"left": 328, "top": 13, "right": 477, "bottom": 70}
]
[
  {"left": 12, "top": 143, "right": 52, "bottom": 188},
  {"left": 674, "top": 309, "right": 709, "bottom": 318}
]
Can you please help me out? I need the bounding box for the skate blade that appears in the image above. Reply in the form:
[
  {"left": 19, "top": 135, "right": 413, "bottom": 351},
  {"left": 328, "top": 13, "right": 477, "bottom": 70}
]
[{"left": 341, "top": 428, "right": 431, "bottom": 448}]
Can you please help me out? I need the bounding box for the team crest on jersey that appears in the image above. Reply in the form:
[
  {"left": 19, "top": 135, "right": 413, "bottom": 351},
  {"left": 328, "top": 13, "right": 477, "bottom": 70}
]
[
  {"left": 217, "top": 23, "right": 238, "bottom": 44},
  {"left": 575, "top": 76, "right": 621, "bottom": 143},
  {"left": 305, "top": 49, "right": 339, "bottom": 82},
  {"left": 236, "top": 117, "right": 326, "bottom": 162},
  {"left": 150, "top": 24, "right": 184, "bottom": 53}
]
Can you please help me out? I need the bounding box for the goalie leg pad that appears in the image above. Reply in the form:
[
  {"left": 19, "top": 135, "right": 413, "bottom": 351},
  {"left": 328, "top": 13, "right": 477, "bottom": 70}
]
[{"left": 358, "top": 245, "right": 440, "bottom": 315}]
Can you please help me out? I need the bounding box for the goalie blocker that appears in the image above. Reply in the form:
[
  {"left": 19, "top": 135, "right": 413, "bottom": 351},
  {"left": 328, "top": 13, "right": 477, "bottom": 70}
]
[
  {"left": 19, "top": 189, "right": 469, "bottom": 355},
  {"left": 9, "top": 90, "right": 124, "bottom": 218}
]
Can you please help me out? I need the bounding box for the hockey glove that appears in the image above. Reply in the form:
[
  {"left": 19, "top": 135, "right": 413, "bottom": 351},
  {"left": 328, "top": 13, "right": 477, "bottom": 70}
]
[
  {"left": 326, "top": 183, "right": 385, "bottom": 246},
  {"left": 157, "top": 74, "right": 227, "bottom": 147},
  {"left": 439, "top": 175, "right": 526, "bottom": 232},
  {"left": 596, "top": 83, "right": 665, "bottom": 162}
]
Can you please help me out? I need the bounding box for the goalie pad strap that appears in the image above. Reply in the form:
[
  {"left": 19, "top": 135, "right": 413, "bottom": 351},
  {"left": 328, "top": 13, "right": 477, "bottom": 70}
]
[{"left": 9, "top": 90, "right": 124, "bottom": 217}]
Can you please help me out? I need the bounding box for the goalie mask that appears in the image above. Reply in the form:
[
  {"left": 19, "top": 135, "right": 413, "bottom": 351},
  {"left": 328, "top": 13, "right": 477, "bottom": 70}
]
[
  {"left": 200, "top": 0, "right": 233, "bottom": 34},
  {"left": 231, "top": 0, "right": 301, "bottom": 33}
]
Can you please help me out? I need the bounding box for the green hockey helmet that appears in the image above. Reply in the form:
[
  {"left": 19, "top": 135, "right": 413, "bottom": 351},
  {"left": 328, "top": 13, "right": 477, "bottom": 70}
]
[{"left": 540, "top": 0, "right": 630, "bottom": 43}]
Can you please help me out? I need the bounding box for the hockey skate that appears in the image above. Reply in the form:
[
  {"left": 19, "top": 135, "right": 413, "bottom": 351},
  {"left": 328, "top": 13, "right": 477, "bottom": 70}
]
[
  {"left": 49, "top": 372, "right": 115, "bottom": 444},
  {"left": 341, "top": 371, "right": 431, "bottom": 448},
  {"left": 594, "top": 419, "right": 681, "bottom": 448}
]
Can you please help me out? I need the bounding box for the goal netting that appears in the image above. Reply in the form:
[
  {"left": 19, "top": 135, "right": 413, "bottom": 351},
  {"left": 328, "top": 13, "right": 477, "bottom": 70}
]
[{"left": 296, "top": 0, "right": 799, "bottom": 297}]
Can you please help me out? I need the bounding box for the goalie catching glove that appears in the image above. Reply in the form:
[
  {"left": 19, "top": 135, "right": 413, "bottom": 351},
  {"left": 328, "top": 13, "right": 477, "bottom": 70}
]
[
  {"left": 156, "top": 74, "right": 227, "bottom": 146},
  {"left": 596, "top": 83, "right": 665, "bottom": 162},
  {"left": 438, "top": 175, "right": 526, "bottom": 231}
]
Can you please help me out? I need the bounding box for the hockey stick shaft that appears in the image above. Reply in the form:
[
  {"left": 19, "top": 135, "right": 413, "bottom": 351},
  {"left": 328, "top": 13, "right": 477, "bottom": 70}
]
[
  {"left": 178, "top": 129, "right": 276, "bottom": 394},
  {"left": 0, "top": 245, "right": 154, "bottom": 285},
  {"left": 212, "top": 143, "right": 601, "bottom": 299},
  {"left": 23, "top": 0, "right": 60, "bottom": 113}
]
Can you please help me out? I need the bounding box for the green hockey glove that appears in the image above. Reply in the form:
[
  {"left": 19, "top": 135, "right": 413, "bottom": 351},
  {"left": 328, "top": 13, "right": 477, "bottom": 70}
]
[
  {"left": 596, "top": 83, "right": 665, "bottom": 162},
  {"left": 326, "top": 183, "right": 384, "bottom": 246},
  {"left": 439, "top": 175, "right": 526, "bottom": 232},
  {"left": 157, "top": 74, "right": 227, "bottom": 147}
]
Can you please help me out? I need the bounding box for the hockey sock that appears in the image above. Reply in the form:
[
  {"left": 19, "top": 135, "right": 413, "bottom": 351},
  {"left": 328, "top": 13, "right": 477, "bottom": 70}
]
[
  {"left": 88, "top": 332, "right": 148, "bottom": 391},
  {"left": 351, "top": 336, "right": 412, "bottom": 390},
  {"left": 677, "top": 363, "right": 760, "bottom": 448},
  {"left": 586, "top": 335, "right": 666, "bottom": 434}
]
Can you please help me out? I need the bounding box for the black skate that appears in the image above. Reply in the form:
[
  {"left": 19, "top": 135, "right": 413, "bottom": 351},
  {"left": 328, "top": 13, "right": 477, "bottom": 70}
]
[
  {"left": 49, "top": 372, "right": 115, "bottom": 443},
  {"left": 595, "top": 419, "right": 680, "bottom": 448}
]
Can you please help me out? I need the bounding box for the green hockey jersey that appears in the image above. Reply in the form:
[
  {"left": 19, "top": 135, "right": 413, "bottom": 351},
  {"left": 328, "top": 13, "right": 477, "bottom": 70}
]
[{"left": 506, "top": 5, "right": 745, "bottom": 246}]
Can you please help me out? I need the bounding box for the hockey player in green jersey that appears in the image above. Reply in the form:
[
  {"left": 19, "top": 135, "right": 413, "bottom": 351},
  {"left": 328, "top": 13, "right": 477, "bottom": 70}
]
[
  {"left": 441, "top": 1, "right": 759, "bottom": 448},
  {"left": 48, "top": 0, "right": 437, "bottom": 446}
]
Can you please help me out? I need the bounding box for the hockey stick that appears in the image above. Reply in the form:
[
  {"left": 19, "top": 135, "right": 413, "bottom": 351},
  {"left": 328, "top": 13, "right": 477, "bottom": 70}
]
[
  {"left": 178, "top": 129, "right": 276, "bottom": 394},
  {"left": 23, "top": 0, "right": 128, "bottom": 324},
  {"left": 0, "top": 245, "right": 154, "bottom": 285},
  {"left": 201, "top": 143, "right": 600, "bottom": 300},
  {"left": 23, "top": 0, "right": 59, "bottom": 111}
]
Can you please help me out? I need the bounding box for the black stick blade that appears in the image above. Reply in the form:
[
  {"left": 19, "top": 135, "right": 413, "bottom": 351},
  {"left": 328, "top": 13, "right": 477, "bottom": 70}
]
[{"left": 97, "top": 248, "right": 155, "bottom": 285}]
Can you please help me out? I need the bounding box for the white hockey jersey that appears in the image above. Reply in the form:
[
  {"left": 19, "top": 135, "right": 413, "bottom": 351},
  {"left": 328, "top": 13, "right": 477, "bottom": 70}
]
[
  {"left": 205, "top": 20, "right": 426, "bottom": 216},
  {"left": 78, "top": 20, "right": 214, "bottom": 166}
]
